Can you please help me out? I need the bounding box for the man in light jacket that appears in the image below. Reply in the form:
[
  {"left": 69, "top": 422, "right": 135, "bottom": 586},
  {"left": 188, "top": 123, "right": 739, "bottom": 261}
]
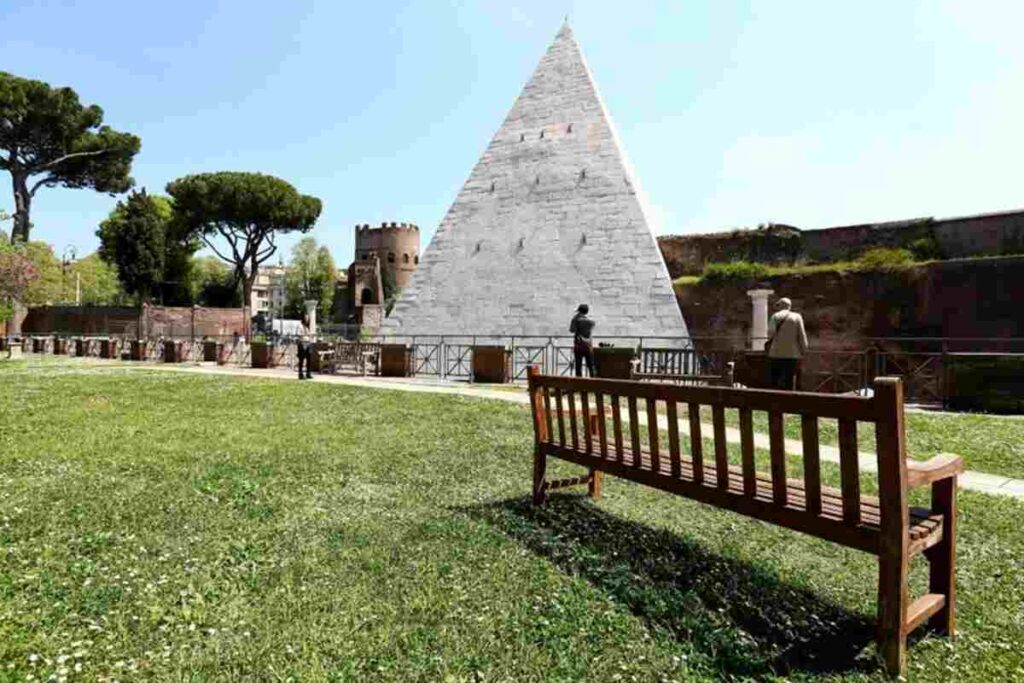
[{"left": 766, "top": 297, "right": 808, "bottom": 390}]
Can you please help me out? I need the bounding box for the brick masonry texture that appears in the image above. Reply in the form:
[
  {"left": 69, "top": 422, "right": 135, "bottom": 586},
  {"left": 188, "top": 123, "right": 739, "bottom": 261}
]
[{"left": 383, "top": 24, "right": 689, "bottom": 342}]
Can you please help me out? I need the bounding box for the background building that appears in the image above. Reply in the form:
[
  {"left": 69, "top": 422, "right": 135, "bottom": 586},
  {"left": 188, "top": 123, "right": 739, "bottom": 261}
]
[
  {"left": 335, "top": 222, "right": 420, "bottom": 336},
  {"left": 354, "top": 222, "right": 420, "bottom": 290},
  {"left": 249, "top": 263, "right": 288, "bottom": 317}
]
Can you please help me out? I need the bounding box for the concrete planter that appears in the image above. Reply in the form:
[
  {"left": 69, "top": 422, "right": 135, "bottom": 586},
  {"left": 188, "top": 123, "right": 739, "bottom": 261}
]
[
  {"left": 163, "top": 340, "right": 182, "bottom": 363},
  {"left": 100, "top": 339, "right": 119, "bottom": 359},
  {"left": 203, "top": 341, "right": 220, "bottom": 362},
  {"left": 379, "top": 344, "right": 412, "bottom": 377},
  {"left": 472, "top": 346, "right": 512, "bottom": 383},
  {"left": 594, "top": 346, "right": 637, "bottom": 380},
  {"left": 251, "top": 341, "right": 275, "bottom": 368}
]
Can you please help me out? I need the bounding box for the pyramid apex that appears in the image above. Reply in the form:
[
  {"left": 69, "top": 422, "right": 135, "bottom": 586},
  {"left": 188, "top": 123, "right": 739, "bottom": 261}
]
[{"left": 556, "top": 17, "right": 573, "bottom": 38}]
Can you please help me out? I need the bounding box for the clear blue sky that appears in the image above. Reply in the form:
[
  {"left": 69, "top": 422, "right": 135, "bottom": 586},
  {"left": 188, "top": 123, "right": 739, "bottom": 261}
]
[{"left": 3, "top": 0, "right": 1022, "bottom": 267}]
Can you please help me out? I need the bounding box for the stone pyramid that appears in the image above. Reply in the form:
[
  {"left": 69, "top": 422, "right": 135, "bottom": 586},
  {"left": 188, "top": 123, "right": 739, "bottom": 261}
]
[{"left": 383, "top": 23, "right": 689, "bottom": 342}]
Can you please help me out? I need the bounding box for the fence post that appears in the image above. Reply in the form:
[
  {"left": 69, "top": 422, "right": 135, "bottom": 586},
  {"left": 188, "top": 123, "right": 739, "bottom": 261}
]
[
  {"left": 941, "top": 340, "right": 949, "bottom": 409},
  {"left": 510, "top": 336, "right": 517, "bottom": 380}
]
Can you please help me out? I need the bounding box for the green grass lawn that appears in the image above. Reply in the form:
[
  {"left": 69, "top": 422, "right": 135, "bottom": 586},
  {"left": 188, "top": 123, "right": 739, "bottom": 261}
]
[{"left": 1, "top": 358, "right": 1023, "bottom": 681}]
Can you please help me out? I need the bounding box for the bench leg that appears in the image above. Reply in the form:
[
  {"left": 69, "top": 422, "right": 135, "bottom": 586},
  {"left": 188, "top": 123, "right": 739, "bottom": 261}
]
[
  {"left": 877, "top": 543, "right": 910, "bottom": 677},
  {"left": 588, "top": 468, "right": 602, "bottom": 502},
  {"left": 532, "top": 448, "right": 547, "bottom": 506},
  {"left": 927, "top": 476, "right": 957, "bottom": 635}
]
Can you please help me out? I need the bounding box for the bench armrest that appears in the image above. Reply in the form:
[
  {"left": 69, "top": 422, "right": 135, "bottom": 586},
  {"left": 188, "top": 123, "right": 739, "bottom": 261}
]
[{"left": 906, "top": 453, "right": 964, "bottom": 489}]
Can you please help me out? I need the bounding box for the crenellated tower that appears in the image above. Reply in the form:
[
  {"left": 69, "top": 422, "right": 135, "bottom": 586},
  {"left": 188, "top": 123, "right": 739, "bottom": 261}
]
[{"left": 354, "top": 222, "right": 421, "bottom": 290}]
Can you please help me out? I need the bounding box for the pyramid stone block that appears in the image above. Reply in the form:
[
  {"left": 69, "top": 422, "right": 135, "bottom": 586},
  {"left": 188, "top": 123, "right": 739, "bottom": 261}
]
[{"left": 383, "top": 24, "right": 689, "bottom": 343}]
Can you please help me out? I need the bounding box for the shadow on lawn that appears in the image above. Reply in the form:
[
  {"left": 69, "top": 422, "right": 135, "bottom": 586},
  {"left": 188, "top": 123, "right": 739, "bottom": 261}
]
[{"left": 464, "top": 495, "right": 879, "bottom": 679}]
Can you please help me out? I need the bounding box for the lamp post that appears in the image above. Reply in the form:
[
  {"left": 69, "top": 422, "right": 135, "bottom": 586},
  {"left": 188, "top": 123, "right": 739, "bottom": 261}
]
[{"left": 61, "top": 246, "right": 80, "bottom": 306}]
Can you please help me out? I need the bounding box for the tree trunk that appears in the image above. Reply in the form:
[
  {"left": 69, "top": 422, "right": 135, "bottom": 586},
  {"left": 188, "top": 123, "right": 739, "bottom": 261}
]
[
  {"left": 10, "top": 172, "right": 31, "bottom": 244},
  {"left": 243, "top": 271, "right": 257, "bottom": 341}
]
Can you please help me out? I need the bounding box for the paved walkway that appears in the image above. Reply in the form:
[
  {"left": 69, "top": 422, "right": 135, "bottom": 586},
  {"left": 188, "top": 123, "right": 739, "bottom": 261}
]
[{"left": 88, "top": 359, "right": 1024, "bottom": 500}]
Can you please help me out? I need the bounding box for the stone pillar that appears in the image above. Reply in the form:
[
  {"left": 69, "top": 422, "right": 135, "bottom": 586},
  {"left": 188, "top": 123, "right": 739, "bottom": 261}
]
[
  {"left": 304, "top": 300, "right": 318, "bottom": 337},
  {"left": 746, "top": 289, "right": 774, "bottom": 351}
]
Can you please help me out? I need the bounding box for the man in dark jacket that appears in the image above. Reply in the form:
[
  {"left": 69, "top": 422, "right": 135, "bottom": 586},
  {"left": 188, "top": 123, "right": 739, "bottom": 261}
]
[{"left": 570, "top": 304, "right": 596, "bottom": 377}]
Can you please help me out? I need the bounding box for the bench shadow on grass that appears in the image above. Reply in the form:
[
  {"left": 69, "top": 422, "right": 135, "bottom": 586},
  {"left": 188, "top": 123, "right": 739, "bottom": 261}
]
[{"left": 463, "top": 494, "right": 879, "bottom": 679}]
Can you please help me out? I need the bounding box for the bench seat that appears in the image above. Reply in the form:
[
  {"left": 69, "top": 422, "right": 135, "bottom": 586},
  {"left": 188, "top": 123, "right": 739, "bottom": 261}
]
[{"left": 540, "top": 440, "right": 944, "bottom": 555}]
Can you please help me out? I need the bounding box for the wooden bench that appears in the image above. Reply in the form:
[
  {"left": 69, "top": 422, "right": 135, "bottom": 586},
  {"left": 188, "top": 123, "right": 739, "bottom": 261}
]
[
  {"left": 632, "top": 361, "right": 735, "bottom": 386},
  {"left": 526, "top": 367, "right": 961, "bottom": 677}
]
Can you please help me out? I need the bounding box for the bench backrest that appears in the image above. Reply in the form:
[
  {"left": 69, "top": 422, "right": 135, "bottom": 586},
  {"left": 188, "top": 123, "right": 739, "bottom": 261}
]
[{"left": 527, "top": 367, "right": 909, "bottom": 548}]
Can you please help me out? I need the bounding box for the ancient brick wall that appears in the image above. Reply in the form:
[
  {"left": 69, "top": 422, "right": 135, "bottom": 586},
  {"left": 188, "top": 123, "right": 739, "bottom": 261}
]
[
  {"left": 659, "top": 210, "right": 1024, "bottom": 278},
  {"left": 676, "top": 256, "right": 1024, "bottom": 349},
  {"left": 658, "top": 225, "right": 803, "bottom": 277},
  {"left": 142, "top": 306, "right": 247, "bottom": 339},
  {"left": 22, "top": 306, "right": 141, "bottom": 336},
  {"left": 20, "top": 305, "right": 246, "bottom": 339}
]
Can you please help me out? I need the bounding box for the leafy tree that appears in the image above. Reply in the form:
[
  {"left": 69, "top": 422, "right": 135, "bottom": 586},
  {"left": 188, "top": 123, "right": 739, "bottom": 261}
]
[
  {"left": 167, "top": 172, "right": 321, "bottom": 321},
  {"left": 13, "top": 241, "right": 127, "bottom": 306},
  {"left": 0, "top": 240, "right": 38, "bottom": 322},
  {"left": 284, "top": 237, "right": 336, "bottom": 320},
  {"left": 1, "top": 71, "right": 141, "bottom": 243},
  {"left": 382, "top": 269, "right": 400, "bottom": 315},
  {"left": 70, "top": 253, "right": 128, "bottom": 305},
  {"left": 18, "top": 241, "right": 64, "bottom": 304},
  {"left": 97, "top": 190, "right": 198, "bottom": 304},
  {"left": 192, "top": 256, "right": 240, "bottom": 307}
]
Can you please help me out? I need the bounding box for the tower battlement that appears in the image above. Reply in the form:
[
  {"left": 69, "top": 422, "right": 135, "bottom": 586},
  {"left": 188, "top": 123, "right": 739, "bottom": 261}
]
[{"left": 352, "top": 221, "right": 421, "bottom": 290}]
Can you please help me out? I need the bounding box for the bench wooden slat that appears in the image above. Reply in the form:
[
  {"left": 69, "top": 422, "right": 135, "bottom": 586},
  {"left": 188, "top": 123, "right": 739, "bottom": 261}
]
[
  {"left": 581, "top": 391, "right": 592, "bottom": 455},
  {"left": 667, "top": 401, "right": 681, "bottom": 479},
  {"left": 839, "top": 417, "right": 861, "bottom": 525},
  {"left": 769, "top": 411, "right": 787, "bottom": 506},
  {"left": 531, "top": 375, "right": 878, "bottom": 421},
  {"left": 555, "top": 388, "right": 566, "bottom": 447},
  {"left": 627, "top": 396, "right": 642, "bottom": 468},
  {"left": 612, "top": 395, "right": 624, "bottom": 464},
  {"left": 713, "top": 405, "right": 729, "bottom": 491},
  {"left": 568, "top": 391, "right": 579, "bottom": 451},
  {"left": 802, "top": 414, "right": 822, "bottom": 516},
  {"left": 739, "top": 408, "right": 756, "bottom": 497},
  {"left": 646, "top": 398, "right": 660, "bottom": 474},
  {"left": 542, "top": 387, "right": 553, "bottom": 444},
  {"left": 596, "top": 393, "right": 608, "bottom": 461},
  {"left": 688, "top": 403, "right": 704, "bottom": 484},
  {"left": 905, "top": 593, "right": 945, "bottom": 633}
]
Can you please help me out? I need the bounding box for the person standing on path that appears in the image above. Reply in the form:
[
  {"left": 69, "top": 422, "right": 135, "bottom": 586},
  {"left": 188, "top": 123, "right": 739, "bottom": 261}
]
[
  {"left": 570, "top": 304, "right": 596, "bottom": 377},
  {"left": 296, "top": 314, "right": 313, "bottom": 380},
  {"left": 766, "top": 297, "right": 808, "bottom": 390}
]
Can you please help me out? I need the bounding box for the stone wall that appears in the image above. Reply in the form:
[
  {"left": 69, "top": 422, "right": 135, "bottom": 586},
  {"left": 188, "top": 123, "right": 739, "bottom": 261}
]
[
  {"left": 659, "top": 209, "right": 1024, "bottom": 277},
  {"left": 676, "top": 256, "right": 1024, "bottom": 349}
]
